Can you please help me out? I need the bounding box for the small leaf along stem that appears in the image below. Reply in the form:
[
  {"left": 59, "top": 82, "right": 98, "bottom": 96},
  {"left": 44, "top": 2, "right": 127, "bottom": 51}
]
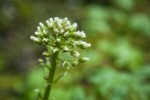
[{"left": 43, "top": 52, "right": 59, "bottom": 100}]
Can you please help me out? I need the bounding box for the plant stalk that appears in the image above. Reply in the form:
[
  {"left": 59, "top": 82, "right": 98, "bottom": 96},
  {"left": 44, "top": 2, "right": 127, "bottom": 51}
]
[{"left": 43, "top": 52, "right": 59, "bottom": 100}]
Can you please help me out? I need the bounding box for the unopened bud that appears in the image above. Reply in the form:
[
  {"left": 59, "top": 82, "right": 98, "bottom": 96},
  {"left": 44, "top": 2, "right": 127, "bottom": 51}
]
[
  {"left": 43, "top": 30, "right": 48, "bottom": 36},
  {"left": 42, "top": 38, "right": 49, "bottom": 44},
  {"left": 30, "top": 36, "right": 42, "bottom": 44},
  {"left": 56, "top": 38, "right": 61, "bottom": 43},
  {"left": 37, "top": 26, "right": 42, "bottom": 32},
  {"left": 46, "top": 19, "right": 49, "bottom": 23},
  {"left": 81, "top": 43, "right": 91, "bottom": 49},
  {"left": 63, "top": 46, "right": 70, "bottom": 52},
  {"left": 52, "top": 48, "right": 59, "bottom": 53},
  {"left": 42, "top": 51, "right": 50, "bottom": 57},
  {"left": 71, "top": 60, "right": 79, "bottom": 66},
  {"left": 71, "top": 51, "right": 80, "bottom": 57},
  {"left": 35, "top": 31, "right": 43, "bottom": 37},
  {"left": 49, "top": 18, "right": 53, "bottom": 22},
  {"left": 79, "top": 57, "right": 89, "bottom": 63},
  {"left": 39, "top": 22, "right": 46, "bottom": 29},
  {"left": 74, "top": 31, "right": 86, "bottom": 38},
  {"left": 80, "top": 31, "right": 86, "bottom": 38},
  {"left": 77, "top": 41, "right": 91, "bottom": 49},
  {"left": 38, "top": 58, "right": 44, "bottom": 63},
  {"left": 69, "top": 23, "right": 77, "bottom": 31},
  {"left": 64, "top": 31, "right": 69, "bottom": 37}
]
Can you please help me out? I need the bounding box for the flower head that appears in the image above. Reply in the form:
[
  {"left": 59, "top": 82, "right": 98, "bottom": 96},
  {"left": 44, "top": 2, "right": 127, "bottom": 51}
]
[{"left": 30, "top": 17, "right": 91, "bottom": 67}]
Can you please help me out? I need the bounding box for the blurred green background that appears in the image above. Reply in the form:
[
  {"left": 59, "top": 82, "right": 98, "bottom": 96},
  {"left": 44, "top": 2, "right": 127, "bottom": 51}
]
[{"left": 0, "top": 0, "right": 150, "bottom": 100}]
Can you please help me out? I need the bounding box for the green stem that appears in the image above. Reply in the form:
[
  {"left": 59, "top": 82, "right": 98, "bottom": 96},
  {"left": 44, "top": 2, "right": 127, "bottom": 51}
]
[{"left": 43, "top": 52, "right": 59, "bottom": 100}]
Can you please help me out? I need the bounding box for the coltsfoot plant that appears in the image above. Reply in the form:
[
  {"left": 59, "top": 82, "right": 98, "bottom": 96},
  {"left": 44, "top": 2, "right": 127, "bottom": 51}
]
[{"left": 30, "top": 17, "right": 91, "bottom": 100}]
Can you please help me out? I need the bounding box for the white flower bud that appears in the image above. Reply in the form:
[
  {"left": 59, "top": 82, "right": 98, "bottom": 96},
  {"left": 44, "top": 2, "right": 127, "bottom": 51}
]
[
  {"left": 39, "top": 22, "right": 45, "bottom": 29},
  {"left": 43, "top": 30, "right": 48, "bottom": 36},
  {"left": 46, "top": 20, "right": 52, "bottom": 28},
  {"left": 71, "top": 51, "right": 80, "bottom": 57},
  {"left": 48, "top": 22, "right": 53, "bottom": 28},
  {"left": 54, "top": 17, "right": 59, "bottom": 21},
  {"left": 77, "top": 41, "right": 91, "bottom": 49},
  {"left": 46, "top": 20, "right": 50, "bottom": 25},
  {"left": 64, "top": 31, "right": 69, "bottom": 37},
  {"left": 38, "top": 58, "right": 44, "bottom": 63},
  {"left": 73, "top": 23, "right": 77, "bottom": 28},
  {"left": 64, "top": 17, "right": 68, "bottom": 21},
  {"left": 69, "top": 23, "right": 77, "bottom": 31},
  {"left": 52, "top": 48, "right": 59, "bottom": 53},
  {"left": 73, "top": 31, "right": 86, "bottom": 38},
  {"left": 42, "top": 51, "right": 50, "bottom": 57},
  {"left": 62, "top": 17, "right": 68, "bottom": 26},
  {"left": 66, "top": 21, "right": 71, "bottom": 26},
  {"left": 30, "top": 36, "right": 42, "bottom": 44},
  {"left": 34, "top": 32, "right": 38, "bottom": 35},
  {"left": 63, "top": 46, "right": 70, "bottom": 52},
  {"left": 34, "top": 31, "right": 42, "bottom": 37},
  {"left": 81, "top": 42, "right": 91, "bottom": 48},
  {"left": 49, "top": 18, "right": 53, "bottom": 22},
  {"left": 60, "top": 29, "right": 65, "bottom": 34},
  {"left": 30, "top": 36, "right": 35, "bottom": 40},
  {"left": 37, "top": 26, "right": 42, "bottom": 33},
  {"left": 42, "top": 38, "right": 49, "bottom": 44},
  {"left": 80, "top": 31, "right": 86, "bottom": 38},
  {"left": 54, "top": 29, "right": 59, "bottom": 33},
  {"left": 72, "top": 41, "right": 78, "bottom": 46},
  {"left": 56, "top": 19, "right": 62, "bottom": 27},
  {"left": 56, "top": 38, "right": 61, "bottom": 43}
]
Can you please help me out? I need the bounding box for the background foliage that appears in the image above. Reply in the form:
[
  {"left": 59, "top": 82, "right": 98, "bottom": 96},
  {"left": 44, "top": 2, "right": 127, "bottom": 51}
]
[{"left": 0, "top": 0, "right": 150, "bottom": 100}]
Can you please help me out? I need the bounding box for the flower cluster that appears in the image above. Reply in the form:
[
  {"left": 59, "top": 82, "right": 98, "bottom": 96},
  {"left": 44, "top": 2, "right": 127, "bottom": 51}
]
[{"left": 30, "top": 17, "right": 91, "bottom": 67}]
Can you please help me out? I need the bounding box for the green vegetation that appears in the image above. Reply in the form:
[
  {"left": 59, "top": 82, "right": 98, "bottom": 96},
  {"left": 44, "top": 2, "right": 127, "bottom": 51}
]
[{"left": 0, "top": 0, "right": 150, "bottom": 100}]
